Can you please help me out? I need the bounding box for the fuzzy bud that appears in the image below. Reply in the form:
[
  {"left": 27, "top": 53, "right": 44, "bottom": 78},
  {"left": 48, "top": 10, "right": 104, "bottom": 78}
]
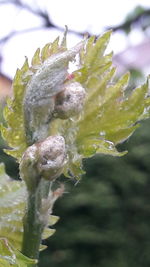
[
  {"left": 20, "top": 135, "right": 66, "bottom": 191},
  {"left": 37, "top": 136, "right": 66, "bottom": 180},
  {"left": 23, "top": 42, "right": 84, "bottom": 144},
  {"left": 19, "top": 144, "right": 40, "bottom": 191},
  {"left": 54, "top": 82, "right": 86, "bottom": 119}
]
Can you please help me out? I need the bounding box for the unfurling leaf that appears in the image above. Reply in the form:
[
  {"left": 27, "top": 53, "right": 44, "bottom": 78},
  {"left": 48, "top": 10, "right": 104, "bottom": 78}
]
[
  {"left": 1, "top": 32, "right": 84, "bottom": 157},
  {"left": 49, "top": 32, "right": 150, "bottom": 179},
  {"left": 1, "top": 31, "right": 150, "bottom": 180}
]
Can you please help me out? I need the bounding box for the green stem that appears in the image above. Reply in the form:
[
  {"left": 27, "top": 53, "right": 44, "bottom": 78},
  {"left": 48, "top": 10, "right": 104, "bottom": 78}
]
[{"left": 21, "top": 179, "right": 51, "bottom": 266}]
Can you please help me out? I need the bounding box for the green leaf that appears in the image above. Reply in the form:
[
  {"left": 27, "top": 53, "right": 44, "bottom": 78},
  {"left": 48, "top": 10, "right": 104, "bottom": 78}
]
[
  {"left": 42, "top": 228, "right": 56, "bottom": 240},
  {"left": 0, "top": 163, "right": 26, "bottom": 249},
  {"left": 0, "top": 238, "right": 37, "bottom": 266},
  {"left": 0, "top": 60, "right": 29, "bottom": 160},
  {"left": 49, "top": 32, "right": 150, "bottom": 179},
  {"left": 1, "top": 30, "right": 150, "bottom": 180},
  {"left": 0, "top": 163, "right": 58, "bottom": 251},
  {"left": 1, "top": 34, "right": 68, "bottom": 160},
  {"left": 48, "top": 215, "right": 60, "bottom": 226}
]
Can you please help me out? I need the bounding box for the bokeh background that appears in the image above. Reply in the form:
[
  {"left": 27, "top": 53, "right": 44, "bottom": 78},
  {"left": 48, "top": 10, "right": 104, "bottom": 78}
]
[{"left": 0, "top": 1, "right": 150, "bottom": 266}]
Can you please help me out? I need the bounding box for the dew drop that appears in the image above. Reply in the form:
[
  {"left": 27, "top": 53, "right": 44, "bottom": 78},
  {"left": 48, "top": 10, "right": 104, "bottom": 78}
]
[
  {"left": 99, "top": 131, "right": 106, "bottom": 136},
  {"left": 106, "top": 140, "right": 114, "bottom": 150}
]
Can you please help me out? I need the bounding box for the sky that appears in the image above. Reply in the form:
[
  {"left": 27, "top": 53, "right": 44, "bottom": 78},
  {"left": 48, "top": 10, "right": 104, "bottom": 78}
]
[{"left": 0, "top": 0, "right": 149, "bottom": 78}]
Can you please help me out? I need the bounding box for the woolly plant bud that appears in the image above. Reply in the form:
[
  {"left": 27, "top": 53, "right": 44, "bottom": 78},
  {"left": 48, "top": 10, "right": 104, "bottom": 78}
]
[
  {"left": 19, "top": 144, "right": 40, "bottom": 191},
  {"left": 20, "top": 136, "right": 66, "bottom": 191},
  {"left": 23, "top": 42, "right": 84, "bottom": 144},
  {"left": 37, "top": 135, "right": 66, "bottom": 180},
  {"left": 54, "top": 82, "right": 86, "bottom": 119}
]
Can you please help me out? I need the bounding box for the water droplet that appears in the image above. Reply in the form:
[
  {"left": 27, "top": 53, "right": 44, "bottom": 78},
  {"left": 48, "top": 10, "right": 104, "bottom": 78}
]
[
  {"left": 97, "top": 113, "right": 102, "bottom": 118},
  {"left": 106, "top": 140, "right": 114, "bottom": 150},
  {"left": 70, "top": 117, "right": 77, "bottom": 122},
  {"left": 99, "top": 131, "right": 105, "bottom": 136}
]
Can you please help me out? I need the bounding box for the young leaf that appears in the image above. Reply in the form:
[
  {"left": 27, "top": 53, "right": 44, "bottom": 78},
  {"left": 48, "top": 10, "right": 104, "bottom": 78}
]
[
  {"left": 0, "top": 164, "right": 59, "bottom": 250},
  {"left": 0, "top": 33, "right": 69, "bottom": 159},
  {"left": 1, "top": 30, "right": 150, "bottom": 180},
  {"left": 0, "top": 238, "right": 37, "bottom": 266},
  {"left": 0, "top": 163, "right": 26, "bottom": 249},
  {"left": 49, "top": 32, "right": 150, "bottom": 179}
]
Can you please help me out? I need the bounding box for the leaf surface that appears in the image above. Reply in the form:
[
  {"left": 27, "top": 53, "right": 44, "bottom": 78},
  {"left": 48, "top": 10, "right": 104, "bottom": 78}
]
[
  {"left": 0, "top": 238, "right": 37, "bottom": 266},
  {"left": 49, "top": 32, "right": 150, "bottom": 179},
  {"left": 1, "top": 31, "right": 150, "bottom": 180},
  {"left": 0, "top": 164, "right": 59, "bottom": 251},
  {"left": 1, "top": 35, "right": 67, "bottom": 160}
]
